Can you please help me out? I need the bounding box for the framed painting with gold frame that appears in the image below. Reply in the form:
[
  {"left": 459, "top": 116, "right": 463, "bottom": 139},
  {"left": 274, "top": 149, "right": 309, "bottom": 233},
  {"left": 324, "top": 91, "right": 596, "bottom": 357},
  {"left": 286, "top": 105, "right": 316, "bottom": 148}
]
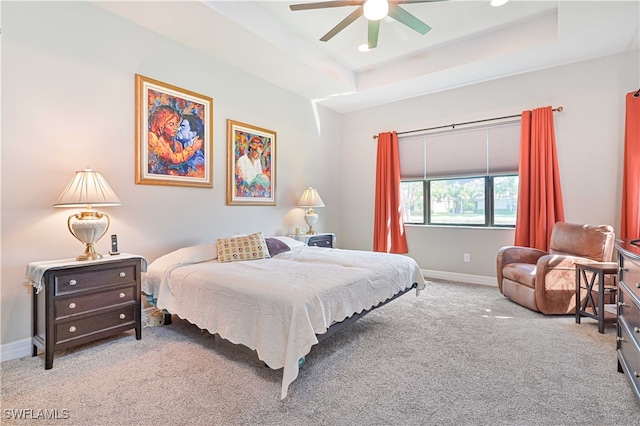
[
  {"left": 135, "top": 74, "right": 213, "bottom": 188},
  {"left": 226, "top": 119, "right": 276, "bottom": 205}
]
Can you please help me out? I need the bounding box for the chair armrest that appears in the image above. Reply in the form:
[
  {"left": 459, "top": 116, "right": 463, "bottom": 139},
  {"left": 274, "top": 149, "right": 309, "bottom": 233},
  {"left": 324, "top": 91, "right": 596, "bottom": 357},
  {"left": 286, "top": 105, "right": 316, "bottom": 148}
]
[
  {"left": 537, "top": 254, "right": 590, "bottom": 271},
  {"left": 535, "top": 254, "right": 592, "bottom": 313},
  {"left": 497, "top": 246, "right": 547, "bottom": 267},
  {"left": 496, "top": 246, "right": 547, "bottom": 292},
  {"left": 535, "top": 254, "right": 588, "bottom": 290}
]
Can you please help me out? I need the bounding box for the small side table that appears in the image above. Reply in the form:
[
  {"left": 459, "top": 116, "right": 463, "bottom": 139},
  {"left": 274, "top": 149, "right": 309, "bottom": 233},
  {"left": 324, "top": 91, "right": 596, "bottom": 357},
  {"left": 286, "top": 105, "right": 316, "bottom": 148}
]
[
  {"left": 575, "top": 261, "right": 618, "bottom": 333},
  {"left": 28, "top": 254, "right": 145, "bottom": 369},
  {"left": 291, "top": 233, "right": 335, "bottom": 248}
]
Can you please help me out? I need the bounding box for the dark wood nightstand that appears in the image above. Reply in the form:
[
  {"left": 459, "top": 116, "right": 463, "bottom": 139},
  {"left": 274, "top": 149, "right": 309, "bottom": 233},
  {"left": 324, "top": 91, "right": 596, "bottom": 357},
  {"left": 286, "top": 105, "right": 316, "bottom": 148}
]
[
  {"left": 292, "top": 233, "right": 335, "bottom": 248},
  {"left": 29, "top": 255, "right": 145, "bottom": 369}
]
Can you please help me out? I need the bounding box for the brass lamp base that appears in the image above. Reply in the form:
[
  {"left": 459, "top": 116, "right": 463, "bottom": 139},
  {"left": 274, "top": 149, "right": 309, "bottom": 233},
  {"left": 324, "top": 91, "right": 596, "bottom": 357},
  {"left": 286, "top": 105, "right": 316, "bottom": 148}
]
[
  {"left": 76, "top": 243, "right": 103, "bottom": 261},
  {"left": 304, "top": 208, "right": 319, "bottom": 235},
  {"left": 68, "top": 210, "right": 110, "bottom": 261}
]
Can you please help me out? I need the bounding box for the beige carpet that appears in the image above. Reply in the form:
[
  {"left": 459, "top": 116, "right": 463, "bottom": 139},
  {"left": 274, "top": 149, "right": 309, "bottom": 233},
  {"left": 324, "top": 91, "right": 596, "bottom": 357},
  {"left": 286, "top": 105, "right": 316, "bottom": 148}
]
[{"left": 1, "top": 280, "right": 639, "bottom": 425}]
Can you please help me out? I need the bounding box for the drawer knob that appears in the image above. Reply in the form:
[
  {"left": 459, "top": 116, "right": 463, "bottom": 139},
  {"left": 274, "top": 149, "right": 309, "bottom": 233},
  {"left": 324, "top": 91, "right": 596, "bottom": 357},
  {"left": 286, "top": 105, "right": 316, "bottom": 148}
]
[
  {"left": 119, "top": 292, "right": 126, "bottom": 299},
  {"left": 635, "top": 372, "right": 640, "bottom": 378},
  {"left": 635, "top": 327, "right": 640, "bottom": 334},
  {"left": 636, "top": 282, "right": 640, "bottom": 289},
  {"left": 68, "top": 302, "right": 76, "bottom": 309},
  {"left": 69, "top": 326, "right": 76, "bottom": 333},
  {"left": 119, "top": 272, "right": 126, "bottom": 278},
  {"left": 69, "top": 279, "right": 77, "bottom": 286},
  {"left": 119, "top": 313, "right": 126, "bottom": 320}
]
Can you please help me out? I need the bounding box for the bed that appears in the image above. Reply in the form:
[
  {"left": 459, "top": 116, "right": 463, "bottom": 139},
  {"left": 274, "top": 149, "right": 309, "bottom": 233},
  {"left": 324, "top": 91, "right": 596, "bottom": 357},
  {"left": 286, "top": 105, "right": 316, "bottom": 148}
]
[{"left": 142, "top": 234, "right": 426, "bottom": 399}]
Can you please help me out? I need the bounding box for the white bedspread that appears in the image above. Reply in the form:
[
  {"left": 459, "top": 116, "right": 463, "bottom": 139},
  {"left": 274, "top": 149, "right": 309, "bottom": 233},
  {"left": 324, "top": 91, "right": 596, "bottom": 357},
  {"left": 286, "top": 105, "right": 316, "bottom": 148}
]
[{"left": 145, "top": 244, "right": 426, "bottom": 399}]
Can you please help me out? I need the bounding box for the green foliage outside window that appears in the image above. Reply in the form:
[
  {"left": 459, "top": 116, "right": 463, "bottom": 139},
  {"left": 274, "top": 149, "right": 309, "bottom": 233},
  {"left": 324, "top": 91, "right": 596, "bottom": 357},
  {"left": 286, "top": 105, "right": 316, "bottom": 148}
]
[{"left": 401, "top": 175, "right": 518, "bottom": 227}]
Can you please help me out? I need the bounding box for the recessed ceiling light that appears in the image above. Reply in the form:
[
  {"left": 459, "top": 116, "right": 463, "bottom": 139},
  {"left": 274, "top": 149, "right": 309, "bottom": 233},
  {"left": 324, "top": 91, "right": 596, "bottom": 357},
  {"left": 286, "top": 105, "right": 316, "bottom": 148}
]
[
  {"left": 358, "top": 44, "right": 370, "bottom": 52},
  {"left": 491, "top": 0, "right": 509, "bottom": 6}
]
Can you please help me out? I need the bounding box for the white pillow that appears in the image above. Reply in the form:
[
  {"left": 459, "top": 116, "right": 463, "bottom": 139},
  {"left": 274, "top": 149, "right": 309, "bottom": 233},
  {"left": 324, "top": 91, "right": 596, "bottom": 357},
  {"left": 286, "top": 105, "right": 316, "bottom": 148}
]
[
  {"left": 271, "top": 236, "right": 306, "bottom": 248},
  {"left": 143, "top": 244, "right": 218, "bottom": 295}
]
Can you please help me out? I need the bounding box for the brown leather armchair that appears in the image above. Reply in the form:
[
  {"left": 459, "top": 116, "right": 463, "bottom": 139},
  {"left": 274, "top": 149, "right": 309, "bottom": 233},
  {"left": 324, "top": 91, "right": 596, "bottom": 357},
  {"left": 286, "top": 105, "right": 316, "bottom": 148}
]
[{"left": 496, "top": 222, "right": 615, "bottom": 314}]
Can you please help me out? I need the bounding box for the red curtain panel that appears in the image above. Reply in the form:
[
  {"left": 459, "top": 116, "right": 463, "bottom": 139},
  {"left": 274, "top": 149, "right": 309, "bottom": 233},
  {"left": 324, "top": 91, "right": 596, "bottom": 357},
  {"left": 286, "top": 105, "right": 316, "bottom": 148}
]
[
  {"left": 373, "top": 131, "right": 408, "bottom": 253},
  {"left": 514, "top": 106, "right": 565, "bottom": 250},
  {"left": 621, "top": 91, "right": 640, "bottom": 239}
]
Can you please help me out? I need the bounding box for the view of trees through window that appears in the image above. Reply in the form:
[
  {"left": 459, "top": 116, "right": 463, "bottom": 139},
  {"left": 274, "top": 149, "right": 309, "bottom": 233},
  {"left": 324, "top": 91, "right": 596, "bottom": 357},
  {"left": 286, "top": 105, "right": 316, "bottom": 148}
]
[
  {"left": 430, "top": 178, "right": 486, "bottom": 225},
  {"left": 493, "top": 175, "right": 519, "bottom": 226},
  {"left": 401, "top": 175, "right": 518, "bottom": 227}
]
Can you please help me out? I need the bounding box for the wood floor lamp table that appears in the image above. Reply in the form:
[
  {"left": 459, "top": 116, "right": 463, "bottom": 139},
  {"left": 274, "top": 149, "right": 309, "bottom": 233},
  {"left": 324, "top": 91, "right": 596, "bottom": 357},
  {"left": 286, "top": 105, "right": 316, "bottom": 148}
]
[{"left": 575, "top": 261, "right": 618, "bottom": 333}]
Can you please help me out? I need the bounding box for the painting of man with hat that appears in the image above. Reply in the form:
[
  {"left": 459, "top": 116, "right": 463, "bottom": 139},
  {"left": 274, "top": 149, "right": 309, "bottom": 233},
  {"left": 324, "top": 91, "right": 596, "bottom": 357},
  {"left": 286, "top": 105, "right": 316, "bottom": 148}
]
[{"left": 228, "top": 120, "right": 276, "bottom": 205}]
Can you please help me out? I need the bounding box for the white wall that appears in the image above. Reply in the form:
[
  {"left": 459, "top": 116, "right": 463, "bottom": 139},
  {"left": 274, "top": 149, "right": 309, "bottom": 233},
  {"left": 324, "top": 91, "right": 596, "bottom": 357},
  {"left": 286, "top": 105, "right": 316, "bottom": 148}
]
[
  {"left": 0, "top": 2, "right": 342, "bottom": 346},
  {"left": 340, "top": 50, "right": 639, "bottom": 277}
]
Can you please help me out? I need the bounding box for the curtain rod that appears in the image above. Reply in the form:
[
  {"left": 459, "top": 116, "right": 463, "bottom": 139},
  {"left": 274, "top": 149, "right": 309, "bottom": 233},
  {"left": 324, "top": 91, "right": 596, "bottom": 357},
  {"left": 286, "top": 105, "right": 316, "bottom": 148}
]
[{"left": 372, "top": 106, "right": 564, "bottom": 139}]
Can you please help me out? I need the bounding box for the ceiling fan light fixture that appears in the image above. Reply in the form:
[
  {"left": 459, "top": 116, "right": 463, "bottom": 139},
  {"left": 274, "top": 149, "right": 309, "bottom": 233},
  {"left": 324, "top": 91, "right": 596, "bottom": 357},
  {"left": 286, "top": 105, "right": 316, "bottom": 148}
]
[{"left": 363, "top": 0, "right": 388, "bottom": 21}]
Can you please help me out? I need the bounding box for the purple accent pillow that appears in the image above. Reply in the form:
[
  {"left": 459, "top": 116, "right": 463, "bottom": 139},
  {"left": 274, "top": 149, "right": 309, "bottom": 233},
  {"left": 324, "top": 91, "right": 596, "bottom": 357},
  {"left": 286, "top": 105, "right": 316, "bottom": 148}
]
[{"left": 265, "top": 238, "right": 291, "bottom": 257}]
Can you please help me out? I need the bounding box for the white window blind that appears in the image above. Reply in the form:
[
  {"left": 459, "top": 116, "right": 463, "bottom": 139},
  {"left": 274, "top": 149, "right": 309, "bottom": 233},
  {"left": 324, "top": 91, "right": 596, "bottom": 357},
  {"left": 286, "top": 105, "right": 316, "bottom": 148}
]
[{"left": 398, "top": 121, "right": 521, "bottom": 180}]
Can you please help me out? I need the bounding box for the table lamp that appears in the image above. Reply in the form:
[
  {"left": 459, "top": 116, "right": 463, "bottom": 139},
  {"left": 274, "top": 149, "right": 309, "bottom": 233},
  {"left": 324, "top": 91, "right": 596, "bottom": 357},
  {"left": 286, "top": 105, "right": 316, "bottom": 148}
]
[
  {"left": 297, "top": 187, "right": 325, "bottom": 235},
  {"left": 54, "top": 168, "right": 121, "bottom": 261}
]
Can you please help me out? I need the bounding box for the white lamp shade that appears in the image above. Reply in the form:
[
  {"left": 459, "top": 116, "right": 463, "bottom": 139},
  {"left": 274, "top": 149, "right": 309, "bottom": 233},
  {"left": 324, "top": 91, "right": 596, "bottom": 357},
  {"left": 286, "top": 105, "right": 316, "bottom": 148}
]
[
  {"left": 297, "top": 187, "right": 325, "bottom": 208},
  {"left": 54, "top": 169, "right": 121, "bottom": 208}
]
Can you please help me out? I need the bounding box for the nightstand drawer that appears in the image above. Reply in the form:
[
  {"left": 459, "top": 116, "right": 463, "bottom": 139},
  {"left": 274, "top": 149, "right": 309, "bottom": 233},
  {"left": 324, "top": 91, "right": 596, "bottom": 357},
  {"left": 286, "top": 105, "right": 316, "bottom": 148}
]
[
  {"left": 621, "top": 256, "right": 640, "bottom": 301},
  {"left": 55, "top": 304, "right": 137, "bottom": 345},
  {"left": 620, "top": 284, "right": 640, "bottom": 338},
  {"left": 308, "top": 234, "right": 333, "bottom": 248},
  {"left": 619, "top": 322, "right": 640, "bottom": 391},
  {"left": 55, "top": 285, "right": 137, "bottom": 318},
  {"left": 54, "top": 264, "right": 137, "bottom": 295}
]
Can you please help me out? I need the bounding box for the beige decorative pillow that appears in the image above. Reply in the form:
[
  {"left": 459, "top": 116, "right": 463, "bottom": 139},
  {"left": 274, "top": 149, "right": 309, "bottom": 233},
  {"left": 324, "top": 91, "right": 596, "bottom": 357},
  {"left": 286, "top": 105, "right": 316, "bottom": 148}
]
[{"left": 216, "top": 232, "right": 271, "bottom": 262}]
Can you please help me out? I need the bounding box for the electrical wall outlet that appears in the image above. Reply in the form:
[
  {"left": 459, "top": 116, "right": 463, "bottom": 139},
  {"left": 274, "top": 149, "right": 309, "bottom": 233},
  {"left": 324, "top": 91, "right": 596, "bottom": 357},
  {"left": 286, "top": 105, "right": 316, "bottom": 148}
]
[{"left": 463, "top": 253, "right": 471, "bottom": 263}]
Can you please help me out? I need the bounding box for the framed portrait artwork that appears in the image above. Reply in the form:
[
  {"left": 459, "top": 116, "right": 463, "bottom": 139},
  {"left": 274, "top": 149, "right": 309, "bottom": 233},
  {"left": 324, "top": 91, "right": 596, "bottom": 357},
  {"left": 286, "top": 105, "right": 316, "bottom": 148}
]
[
  {"left": 227, "top": 119, "right": 276, "bottom": 205},
  {"left": 135, "top": 74, "right": 213, "bottom": 187}
]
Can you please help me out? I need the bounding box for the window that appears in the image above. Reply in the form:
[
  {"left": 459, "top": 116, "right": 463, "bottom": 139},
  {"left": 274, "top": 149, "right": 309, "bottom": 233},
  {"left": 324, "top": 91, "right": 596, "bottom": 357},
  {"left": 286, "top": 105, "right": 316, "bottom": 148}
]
[
  {"left": 493, "top": 175, "right": 519, "bottom": 226},
  {"left": 399, "top": 121, "right": 520, "bottom": 227},
  {"left": 430, "top": 177, "right": 486, "bottom": 225}
]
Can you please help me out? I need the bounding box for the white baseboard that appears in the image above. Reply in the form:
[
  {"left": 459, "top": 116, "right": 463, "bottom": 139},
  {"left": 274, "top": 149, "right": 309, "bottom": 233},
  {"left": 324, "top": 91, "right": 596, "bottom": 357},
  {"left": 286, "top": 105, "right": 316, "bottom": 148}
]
[
  {"left": 1, "top": 337, "right": 32, "bottom": 363},
  {"left": 422, "top": 269, "right": 497, "bottom": 286}
]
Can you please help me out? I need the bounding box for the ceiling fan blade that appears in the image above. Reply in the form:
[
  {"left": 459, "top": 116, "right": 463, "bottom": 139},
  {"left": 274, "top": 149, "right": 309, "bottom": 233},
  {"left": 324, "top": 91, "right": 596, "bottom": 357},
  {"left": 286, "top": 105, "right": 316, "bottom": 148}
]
[
  {"left": 320, "top": 7, "right": 364, "bottom": 42},
  {"left": 388, "top": 4, "right": 431, "bottom": 35},
  {"left": 368, "top": 20, "right": 380, "bottom": 48},
  {"left": 290, "top": 1, "right": 363, "bottom": 11}
]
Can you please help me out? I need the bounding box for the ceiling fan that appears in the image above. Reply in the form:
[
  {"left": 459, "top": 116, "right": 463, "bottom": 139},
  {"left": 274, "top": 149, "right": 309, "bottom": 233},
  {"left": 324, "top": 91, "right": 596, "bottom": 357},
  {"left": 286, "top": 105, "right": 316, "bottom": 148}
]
[{"left": 289, "top": 0, "right": 445, "bottom": 49}]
